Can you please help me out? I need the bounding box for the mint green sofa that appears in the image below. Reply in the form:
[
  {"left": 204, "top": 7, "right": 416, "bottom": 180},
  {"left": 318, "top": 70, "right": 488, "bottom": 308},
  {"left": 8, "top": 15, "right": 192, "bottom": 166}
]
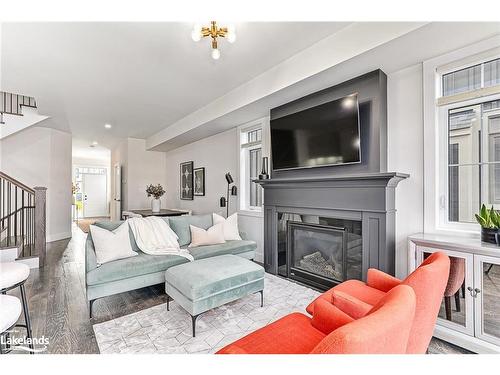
[{"left": 85, "top": 214, "right": 257, "bottom": 318}]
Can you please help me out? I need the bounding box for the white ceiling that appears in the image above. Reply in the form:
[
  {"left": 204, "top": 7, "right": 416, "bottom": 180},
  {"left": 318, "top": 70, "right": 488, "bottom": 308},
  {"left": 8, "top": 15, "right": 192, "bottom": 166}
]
[{"left": 1, "top": 22, "right": 349, "bottom": 148}]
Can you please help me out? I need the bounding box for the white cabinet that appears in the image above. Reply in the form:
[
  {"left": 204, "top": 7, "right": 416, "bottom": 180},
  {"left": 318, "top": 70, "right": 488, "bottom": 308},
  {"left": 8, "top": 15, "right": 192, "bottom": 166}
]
[
  {"left": 409, "top": 234, "right": 500, "bottom": 353},
  {"left": 473, "top": 254, "right": 500, "bottom": 347}
]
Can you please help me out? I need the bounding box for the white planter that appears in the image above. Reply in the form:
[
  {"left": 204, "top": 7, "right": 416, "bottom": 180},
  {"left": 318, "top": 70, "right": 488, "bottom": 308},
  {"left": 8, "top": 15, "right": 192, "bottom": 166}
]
[{"left": 151, "top": 198, "right": 161, "bottom": 213}]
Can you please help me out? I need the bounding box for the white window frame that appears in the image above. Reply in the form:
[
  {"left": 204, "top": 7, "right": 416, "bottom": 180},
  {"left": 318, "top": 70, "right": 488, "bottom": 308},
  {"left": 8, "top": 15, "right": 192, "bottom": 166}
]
[
  {"left": 237, "top": 117, "right": 270, "bottom": 216},
  {"left": 423, "top": 35, "right": 500, "bottom": 236}
]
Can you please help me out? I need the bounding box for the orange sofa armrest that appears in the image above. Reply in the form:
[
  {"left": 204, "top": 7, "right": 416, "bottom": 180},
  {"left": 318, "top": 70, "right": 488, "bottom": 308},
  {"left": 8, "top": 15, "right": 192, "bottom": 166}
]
[
  {"left": 311, "top": 299, "right": 355, "bottom": 335},
  {"left": 366, "top": 268, "right": 401, "bottom": 293},
  {"left": 332, "top": 290, "right": 372, "bottom": 319}
]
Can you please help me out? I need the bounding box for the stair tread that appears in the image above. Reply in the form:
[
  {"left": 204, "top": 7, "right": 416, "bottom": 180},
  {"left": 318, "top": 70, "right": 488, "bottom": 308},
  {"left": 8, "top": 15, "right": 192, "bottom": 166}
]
[{"left": 0, "top": 235, "right": 24, "bottom": 249}]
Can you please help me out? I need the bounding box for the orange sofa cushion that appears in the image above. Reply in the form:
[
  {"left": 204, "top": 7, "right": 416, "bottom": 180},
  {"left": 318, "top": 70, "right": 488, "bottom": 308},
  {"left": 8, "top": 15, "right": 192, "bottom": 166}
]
[
  {"left": 332, "top": 290, "right": 373, "bottom": 319},
  {"left": 311, "top": 299, "right": 355, "bottom": 334},
  {"left": 216, "top": 312, "right": 326, "bottom": 354},
  {"left": 306, "top": 279, "right": 385, "bottom": 315}
]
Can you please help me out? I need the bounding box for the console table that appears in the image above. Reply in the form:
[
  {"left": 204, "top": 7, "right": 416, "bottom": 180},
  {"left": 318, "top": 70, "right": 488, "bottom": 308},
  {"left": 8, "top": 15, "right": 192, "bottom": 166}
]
[
  {"left": 408, "top": 233, "right": 500, "bottom": 353},
  {"left": 124, "top": 209, "right": 189, "bottom": 218}
]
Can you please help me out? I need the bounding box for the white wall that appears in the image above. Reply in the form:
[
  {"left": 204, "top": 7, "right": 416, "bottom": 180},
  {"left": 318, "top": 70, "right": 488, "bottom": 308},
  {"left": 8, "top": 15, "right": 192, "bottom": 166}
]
[
  {"left": 387, "top": 64, "right": 424, "bottom": 278},
  {"left": 127, "top": 138, "right": 168, "bottom": 210},
  {"left": 111, "top": 138, "right": 168, "bottom": 214},
  {"left": 164, "top": 128, "right": 238, "bottom": 217},
  {"left": 164, "top": 128, "right": 264, "bottom": 262},
  {"left": 0, "top": 126, "right": 72, "bottom": 242}
]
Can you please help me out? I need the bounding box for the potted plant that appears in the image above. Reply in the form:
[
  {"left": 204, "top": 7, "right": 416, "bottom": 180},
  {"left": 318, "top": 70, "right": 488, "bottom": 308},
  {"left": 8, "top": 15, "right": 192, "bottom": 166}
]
[
  {"left": 475, "top": 204, "right": 500, "bottom": 244},
  {"left": 146, "top": 184, "right": 165, "bottom": 213}
]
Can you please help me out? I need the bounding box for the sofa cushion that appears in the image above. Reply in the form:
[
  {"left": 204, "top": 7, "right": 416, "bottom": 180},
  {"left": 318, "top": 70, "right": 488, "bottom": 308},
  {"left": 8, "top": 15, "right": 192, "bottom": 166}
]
[
  {"left": 165, "top": 254, "right": 264, "bottom": 301},
  {"left": 217, "top": 312, "right": 325, "bottom": 354},
  {"left": 168, "top": 214, "right": 213, "bottom": 247},
  {"left": 187, "top": 240, "right": 257, "bottom": 260},
  {"left": 86, "top": 252, "right": 189, "bottom": 286}
]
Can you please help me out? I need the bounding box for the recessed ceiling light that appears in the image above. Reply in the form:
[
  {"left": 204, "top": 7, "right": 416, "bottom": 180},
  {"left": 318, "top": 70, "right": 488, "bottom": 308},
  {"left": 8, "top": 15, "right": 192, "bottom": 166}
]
[
  {"left": 104, "top": 123, "right": 112, "bottom": 129},
  {"left": 91, "top": 141, "right": 98, "bottom": 147}
]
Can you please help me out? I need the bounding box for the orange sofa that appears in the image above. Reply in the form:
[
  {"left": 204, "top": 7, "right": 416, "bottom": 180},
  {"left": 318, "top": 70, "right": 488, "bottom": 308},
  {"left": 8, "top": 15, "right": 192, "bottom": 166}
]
[
  {"left": 306, "top": 251, "right": 450, "bottom": 354},
  {"left": 216, "top": 285, "right": 416, "bottom": 354}
]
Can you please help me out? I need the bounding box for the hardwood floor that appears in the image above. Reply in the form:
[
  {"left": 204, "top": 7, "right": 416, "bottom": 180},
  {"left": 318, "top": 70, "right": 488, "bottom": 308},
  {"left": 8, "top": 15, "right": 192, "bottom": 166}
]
[{"left": 6, "top": 225, "right": 471, "bottom": 354}]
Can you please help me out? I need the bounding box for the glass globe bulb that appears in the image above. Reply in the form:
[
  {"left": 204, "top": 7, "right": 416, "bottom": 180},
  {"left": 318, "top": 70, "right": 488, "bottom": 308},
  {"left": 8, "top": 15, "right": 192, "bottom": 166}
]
[
  {"left": 227, "top": 32, "right": 236, "bottom": 43},
  {"left": 211, "top": 48, "right": 221, "bottom": 60},
  {"left": 192, "top": 23, "right": 202, "bottom": 33},
  {"left": 191, "top": 29, "right": 201, "bottom": 42}
]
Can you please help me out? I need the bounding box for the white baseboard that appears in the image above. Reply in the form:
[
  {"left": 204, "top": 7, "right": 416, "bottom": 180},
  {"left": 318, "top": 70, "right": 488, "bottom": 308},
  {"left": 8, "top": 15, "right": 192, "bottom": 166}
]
[{"left": 46, "top": 232, "right": 72, "bottom": 243}]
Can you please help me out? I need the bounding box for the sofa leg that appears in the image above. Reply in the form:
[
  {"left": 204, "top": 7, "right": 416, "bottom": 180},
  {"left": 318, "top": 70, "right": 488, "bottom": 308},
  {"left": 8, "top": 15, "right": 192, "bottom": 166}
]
[
  {"left": 259, "top": 290, "right": 264, "bottom": 307},
  {"left": 89, "top": 299, "right": 95, "bottom": 319},
  {"left": 444, "top": 296, "right": 452, "bottom": 321},
  {"left": 166, "top": 295, "right": 171, "bottom": 311},
  {"left": 454, "top": 291, "right": 461, "bottom": 312}
]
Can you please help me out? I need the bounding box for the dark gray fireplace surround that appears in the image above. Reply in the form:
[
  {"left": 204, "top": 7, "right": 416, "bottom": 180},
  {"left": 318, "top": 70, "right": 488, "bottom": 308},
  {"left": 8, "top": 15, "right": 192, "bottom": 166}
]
[{"left": 256, "top": 70, "right": 408, "bottom": 289}]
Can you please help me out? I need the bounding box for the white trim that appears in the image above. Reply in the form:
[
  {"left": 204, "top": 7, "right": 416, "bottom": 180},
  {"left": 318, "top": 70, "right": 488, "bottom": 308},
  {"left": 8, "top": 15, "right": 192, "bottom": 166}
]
[
  {"left": 46, "top": 231, "right": 72, "bottom": 243},
  {"left": 423, "top": 35, "right": 500, "bottom": 235},
  {"left": 237, "top": 116, "right": 270, "bottom": 212},
  {"left": 433, "top": 325, "right": 500, "bottom": 354},
  {"left": 238, "top": 209, "right": 264, "bottom": 218}
]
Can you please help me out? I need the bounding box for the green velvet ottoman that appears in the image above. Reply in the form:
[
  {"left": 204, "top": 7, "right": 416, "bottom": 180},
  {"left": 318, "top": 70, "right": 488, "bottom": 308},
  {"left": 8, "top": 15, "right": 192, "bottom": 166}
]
[{"left": 165, "top": 254, "right": 265, "bottom": 337}]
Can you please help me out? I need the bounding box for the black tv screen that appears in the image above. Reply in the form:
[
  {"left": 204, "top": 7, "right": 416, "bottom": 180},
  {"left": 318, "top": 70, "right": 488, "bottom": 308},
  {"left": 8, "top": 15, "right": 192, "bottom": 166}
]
[{"left": 271, "top": 93, "right": 361, "bottom": 171}]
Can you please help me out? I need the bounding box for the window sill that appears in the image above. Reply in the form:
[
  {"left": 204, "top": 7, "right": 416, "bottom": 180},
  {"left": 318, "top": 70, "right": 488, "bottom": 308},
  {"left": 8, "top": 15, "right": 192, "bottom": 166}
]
[{"left": 238, "top": 209, "right": 264, "bottom": 218}]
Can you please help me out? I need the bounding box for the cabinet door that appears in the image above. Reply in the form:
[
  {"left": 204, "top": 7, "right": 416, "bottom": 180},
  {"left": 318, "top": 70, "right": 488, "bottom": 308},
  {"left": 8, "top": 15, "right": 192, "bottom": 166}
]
[
  {"left": 473, "top": 254, "right": 500, "bottom": 346},
  {"left": 415, "top": 246, "right": 475, "bottom": 336}
]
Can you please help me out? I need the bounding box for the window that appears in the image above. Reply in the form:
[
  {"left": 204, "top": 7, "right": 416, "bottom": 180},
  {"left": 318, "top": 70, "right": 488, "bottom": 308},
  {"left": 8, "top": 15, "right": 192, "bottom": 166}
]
[
  {"left": 239, "top": 118, "right": 268, "bottom": 212},
  {"left": 442, "top": 58, "right": 500, "bottom": 97},
  {"left": 445, "top": 100, "right": 500, "bottom": 224},
  {"left": 423, "top": 37, "right": 500, "bottom": 234},
  {"left": 437, "top": 57, "right": 500, "bottom": 230}
]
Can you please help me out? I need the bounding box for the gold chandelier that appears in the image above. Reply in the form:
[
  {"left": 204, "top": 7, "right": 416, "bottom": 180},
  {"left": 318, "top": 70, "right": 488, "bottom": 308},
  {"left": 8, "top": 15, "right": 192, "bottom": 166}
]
[{"left": 191, "top": 21, "right": 236, "bottom": 60}]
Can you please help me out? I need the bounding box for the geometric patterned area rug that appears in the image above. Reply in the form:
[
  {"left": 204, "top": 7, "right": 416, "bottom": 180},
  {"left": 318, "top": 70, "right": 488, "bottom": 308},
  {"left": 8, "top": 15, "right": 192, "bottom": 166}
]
[{"left": 93, "top": 274, "right": 321, "bottom": 354}]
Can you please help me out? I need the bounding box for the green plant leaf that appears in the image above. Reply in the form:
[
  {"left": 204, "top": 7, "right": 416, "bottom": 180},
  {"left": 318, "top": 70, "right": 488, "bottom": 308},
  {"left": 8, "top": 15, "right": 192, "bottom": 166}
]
[{"left": 476, "top": 214, "right": 487, "bottom": 228}]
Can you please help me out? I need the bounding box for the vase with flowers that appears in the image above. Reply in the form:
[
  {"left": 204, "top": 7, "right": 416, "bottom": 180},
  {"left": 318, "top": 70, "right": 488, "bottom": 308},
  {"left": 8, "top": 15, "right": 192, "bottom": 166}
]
[{"left": 146, "top": 184, "right": 165, "bottom": 213}]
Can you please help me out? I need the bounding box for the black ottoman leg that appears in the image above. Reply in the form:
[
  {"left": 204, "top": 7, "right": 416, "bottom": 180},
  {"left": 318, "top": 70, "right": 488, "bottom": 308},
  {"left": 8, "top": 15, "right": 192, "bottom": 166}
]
[
  {"left": 191, "top": 314, "right": 200, "bottom": 337},
  {"left": 259, "top": 290, "right": 264, "bottom": 307}
]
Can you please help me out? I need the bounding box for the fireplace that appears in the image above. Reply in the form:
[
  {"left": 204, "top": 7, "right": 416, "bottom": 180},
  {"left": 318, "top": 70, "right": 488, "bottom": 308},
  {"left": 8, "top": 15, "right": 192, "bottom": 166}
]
[
  {"left": 257, "top": 172, "right": 408, "bottom": 288},
  {"left": 277, "top": 214, "right": 362, "bottom": 290}
]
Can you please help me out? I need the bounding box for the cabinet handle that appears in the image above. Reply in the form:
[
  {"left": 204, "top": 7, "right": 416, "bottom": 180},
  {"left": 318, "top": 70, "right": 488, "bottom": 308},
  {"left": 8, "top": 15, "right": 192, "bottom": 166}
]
[
  {"left": 467, "top": 286, "right": 477, "bottom": 297},
  {"left": 474, "top": 288, "right": 481, "bottom": 295}
]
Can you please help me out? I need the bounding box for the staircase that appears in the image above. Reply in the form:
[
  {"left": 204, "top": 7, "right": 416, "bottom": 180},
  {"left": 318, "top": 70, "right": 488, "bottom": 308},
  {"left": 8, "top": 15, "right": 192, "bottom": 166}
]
[
  {"left": 0, "top": 171, "right": 46, "bottom": 267},
  {"left": 0, "top": 91, "right": 49, "bottom": 139}
]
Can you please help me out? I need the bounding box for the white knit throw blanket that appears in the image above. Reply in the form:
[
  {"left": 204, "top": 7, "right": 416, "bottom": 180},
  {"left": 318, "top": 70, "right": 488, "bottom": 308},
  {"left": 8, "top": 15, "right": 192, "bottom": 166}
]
[{"left": 127, "top": 216, "right": 194, "bottom": 261}]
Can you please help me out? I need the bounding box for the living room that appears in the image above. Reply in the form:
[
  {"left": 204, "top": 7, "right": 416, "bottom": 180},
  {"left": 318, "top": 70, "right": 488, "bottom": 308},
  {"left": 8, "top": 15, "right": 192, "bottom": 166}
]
[{"left": 1, "top": 0, "right": 499, "bottom": 373}]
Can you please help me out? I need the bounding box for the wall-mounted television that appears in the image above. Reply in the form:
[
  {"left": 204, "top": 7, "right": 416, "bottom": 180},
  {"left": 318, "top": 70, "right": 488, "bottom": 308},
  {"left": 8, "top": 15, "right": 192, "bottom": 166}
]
[{"left": 270, "top": 93, "right": 361, "bottom": 171}]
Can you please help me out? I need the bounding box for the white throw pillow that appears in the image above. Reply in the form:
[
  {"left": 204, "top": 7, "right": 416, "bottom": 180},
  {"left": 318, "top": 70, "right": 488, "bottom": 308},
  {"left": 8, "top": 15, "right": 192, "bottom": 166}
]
[
  {"left": 188, "top": 223, "right": 226, "bottom": 248},
  {"left": 212, "top": 213, "right": 242, "bottom": 241},
  {"left": 90, "top": 223, "right": 138, "bottom": 265}
]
